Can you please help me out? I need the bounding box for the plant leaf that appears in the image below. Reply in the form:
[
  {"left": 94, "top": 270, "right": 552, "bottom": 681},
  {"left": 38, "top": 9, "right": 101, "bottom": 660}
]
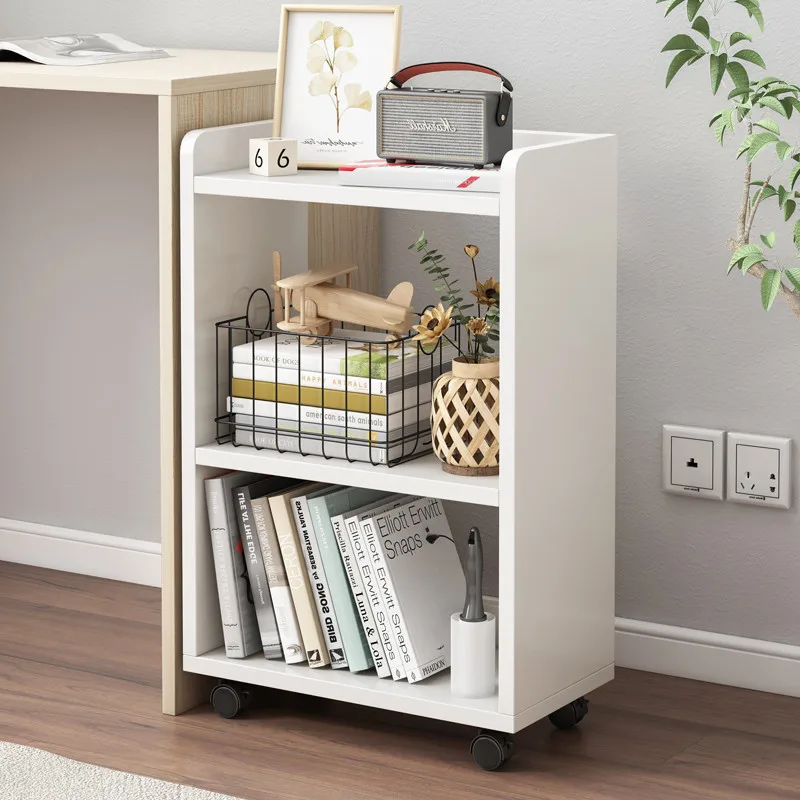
[
  {"left": 779, "top": 185, "right": 789, "bottom": 208},
  {"left": 746, "top": 132, "right": 779, "bottom": 163},
  {"left": 729, "top": 31, "right": 752, "bottom": 46},
  {"left": 710, "top": 54, "right": 728, "bottom": 94},
  {"left": 733, "top": 49, "right": 766, "bottom": 69},
  {"left": 687, "top": 0, "right": 703, "bottom": 20},
  {"left": 785, "top": 267, "right": 800, "bottom": 291},
  {"left": 759, "top": 95, "right": 789, "bottom": 117},
  {"left": 795, "top": 219, "right": 800, "bottom": 249},
  {"left": 761, "top": 232, "right": 776, "bottom": 248},
  {"left": 662, "top": 34, "right": 699, "bottom": 52},
  {"left": 789, "top": 164, "right": 800, "bottom": 192},
  {"left": 666, "top": 50, "right": 699, "bottom": 87},
  {"left": 691, "top": 15, "right": 710, "bottom": 38},
  {"left": 735, "top": 0, "right": 765, "bottom": 31},
  {"left": 665, "top": 0, "right": 686, "bottom": 15},
  {"left": 753, "top": 119, "right": 780, "bottom": 135},
  {"left": 715, "top": 108, "right": 735, "bottom": 145},
  {"left": 726, "top": 61, "right": 750, "bottom": 90},
  {"left": 784, "top": 199, "right": 797, "bottom": 221},
  {"left": 728, "top": 243, "right": 764, "bottom": 273},
  {"left": 761, "top": 269, "right": 781, "bottom": 311},
  {"left": 776, "top": 141, "right": 794, "bottom": 161}
]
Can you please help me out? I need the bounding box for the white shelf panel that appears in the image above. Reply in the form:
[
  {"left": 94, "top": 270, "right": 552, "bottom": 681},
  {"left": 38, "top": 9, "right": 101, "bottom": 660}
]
[
  {"left": 194, "top": 169, "right": 500, "bottom": 217},
  {"left": 195, "top": 443, "right": 500, "bottom": 507},
  {"left": 185, "top": 648, "right": 507, "bottom": 729}
]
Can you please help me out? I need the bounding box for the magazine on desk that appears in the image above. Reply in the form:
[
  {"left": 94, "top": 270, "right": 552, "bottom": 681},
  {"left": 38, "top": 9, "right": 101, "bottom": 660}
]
[
  {"left": 339, "top": 160, "right": 501, "bottom": 193},
  {"left": 0, "top": 34, "right": 171, "bottom": 66}
]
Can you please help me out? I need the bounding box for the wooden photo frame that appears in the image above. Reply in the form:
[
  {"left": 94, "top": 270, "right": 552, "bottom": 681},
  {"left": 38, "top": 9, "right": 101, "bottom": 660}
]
[{"left": 274, "top": 4, "right": 402, "bottom": 169}]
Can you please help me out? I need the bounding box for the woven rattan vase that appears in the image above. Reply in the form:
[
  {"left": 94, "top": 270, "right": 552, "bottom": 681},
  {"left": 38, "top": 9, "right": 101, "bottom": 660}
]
[{"left": 431, "top": 357, "right": 500, "bottom": 476}]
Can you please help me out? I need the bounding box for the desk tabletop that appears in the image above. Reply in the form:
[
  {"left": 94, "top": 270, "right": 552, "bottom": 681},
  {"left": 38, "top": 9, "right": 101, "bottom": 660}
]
[{"left": 0, "top": 48, "right": 277, "bottom": 95}]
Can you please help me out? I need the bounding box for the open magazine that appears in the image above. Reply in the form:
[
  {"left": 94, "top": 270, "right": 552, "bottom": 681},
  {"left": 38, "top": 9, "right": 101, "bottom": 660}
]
[{"left": 0, "top": 34, "right": 171, "bottom": 66}]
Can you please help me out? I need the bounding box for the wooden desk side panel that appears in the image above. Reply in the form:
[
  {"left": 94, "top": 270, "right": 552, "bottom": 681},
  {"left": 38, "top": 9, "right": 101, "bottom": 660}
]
[{"left": 159, "top": 85, "right": 274, "bottom": 716}]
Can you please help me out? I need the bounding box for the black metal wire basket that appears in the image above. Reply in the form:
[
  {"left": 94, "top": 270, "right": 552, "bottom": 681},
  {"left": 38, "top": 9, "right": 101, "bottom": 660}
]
[{"left": 214, "top": 290, "right": 460, "bottom": 467}]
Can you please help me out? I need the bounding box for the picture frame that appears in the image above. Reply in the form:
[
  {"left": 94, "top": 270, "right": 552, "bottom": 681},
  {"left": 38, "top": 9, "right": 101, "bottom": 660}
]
[{"left": 274, "top": 4, "right": 402, "bottom": 169}]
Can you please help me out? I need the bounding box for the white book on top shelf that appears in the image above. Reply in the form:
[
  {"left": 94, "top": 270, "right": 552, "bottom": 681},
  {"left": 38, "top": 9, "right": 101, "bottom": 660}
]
[{"left": 338, "top": 160, "right": 501, "bottom": 193}]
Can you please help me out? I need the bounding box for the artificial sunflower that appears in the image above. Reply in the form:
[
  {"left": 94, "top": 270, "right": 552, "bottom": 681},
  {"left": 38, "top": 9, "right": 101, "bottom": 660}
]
[
  {"left": 471, "top": 277, "right": 500, "bottom": 307},
  {"left": 464, "top": 244, "right": 480, "bottom": 259},
  {"left": 467, "top": 317, "right": 489, "bottom": 336},
  {"left": 412, "top": 303, "right": 453, "bottom": 345}
]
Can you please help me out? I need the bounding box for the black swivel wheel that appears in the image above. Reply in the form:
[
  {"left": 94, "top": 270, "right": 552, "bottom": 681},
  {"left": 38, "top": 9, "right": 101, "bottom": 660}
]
[
  {"left": 470, "top": 730, "right": 514, "bottom": 771},
  {"left": 548, "top": 696, "right": 589, "bottom": 730},
  {"left": 210, "top": 681, "right": 253, "bottom": 719}
]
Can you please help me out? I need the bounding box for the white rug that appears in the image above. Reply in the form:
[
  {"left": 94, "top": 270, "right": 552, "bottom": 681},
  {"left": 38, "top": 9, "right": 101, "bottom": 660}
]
[{"left": 0, "top": 742, "right": 242, "bottom": 800}]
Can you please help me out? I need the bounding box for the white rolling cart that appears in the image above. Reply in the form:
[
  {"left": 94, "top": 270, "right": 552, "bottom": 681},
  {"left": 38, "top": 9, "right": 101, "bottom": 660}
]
[{"left": 179, "top": 119, "right": 617, "bottom": 770}]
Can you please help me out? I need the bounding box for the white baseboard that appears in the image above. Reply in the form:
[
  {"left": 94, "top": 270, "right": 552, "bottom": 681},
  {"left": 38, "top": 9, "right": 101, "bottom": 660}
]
[
  {"left": 0, "top": 517, "right": 161, "bottom": 588},
  {"left": 615, "top": 617, "right": 800, "bottom": 698}
]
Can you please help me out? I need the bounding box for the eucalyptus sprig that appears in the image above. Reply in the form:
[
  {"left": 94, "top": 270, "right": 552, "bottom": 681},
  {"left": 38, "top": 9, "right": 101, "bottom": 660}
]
[{"left": 655, "top": 0, "right": 800, "bottom": 319}]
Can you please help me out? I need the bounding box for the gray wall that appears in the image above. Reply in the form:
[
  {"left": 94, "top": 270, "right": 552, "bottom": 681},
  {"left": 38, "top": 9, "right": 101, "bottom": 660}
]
[{"left": 4, "top": 1, "right": 799, "bottom": 645}]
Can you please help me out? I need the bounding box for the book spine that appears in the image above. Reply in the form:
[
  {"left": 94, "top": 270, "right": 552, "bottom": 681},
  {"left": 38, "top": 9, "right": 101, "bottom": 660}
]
[
  {"left": 233, "top": 415, "right": 389, "bottom": 443},
  {"left": 204, "top": 478, "right": 246, "bottom": 658},
  {"left": 310, "top": 501, "right": 374, "bottom": 673},
  {"left": 333, "top": 513, "right": 390, "bottom": 677},
  {"left": 269, "top": 495, "right": 330, "bottom": 668},
  {"left": 251, "top": 496, "right": 306, "bottom": 664},
  {"left": 232, "top": 363, "right": 388, "bottom": 396},
  {"left": 349, "top": 516, "right": 406, "bottom": 681},
  {"left": 235, "top": 430, "right": 392, "bottom": 465},
  {"left": 292, "top": 496, "right": 348, "bottom": 669},
  {"left": 361, "top": 516, "right": 419, "bottom": 681},
  {"left": 235, "top": 488, "right": 282, "bottom": 659}
]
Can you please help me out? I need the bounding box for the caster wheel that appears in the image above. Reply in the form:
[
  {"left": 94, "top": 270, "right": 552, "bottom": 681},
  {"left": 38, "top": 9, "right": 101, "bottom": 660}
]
[
  {"left": 548, "top": 697, "right": 589, "bottom": 730},
  {"left": 210, "top": 681, "right": 253, "bottom": 719},
  {"left": 470, "top": 730, "right": 514, "bottom": 771}
]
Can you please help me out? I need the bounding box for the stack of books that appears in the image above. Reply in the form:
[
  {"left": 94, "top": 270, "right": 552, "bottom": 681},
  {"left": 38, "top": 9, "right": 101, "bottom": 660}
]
[
  {"left": 205, "top": 472, "right": 466, "bottom": 683},
  {"left": 228, "top": 329, "right": 456, "bottom": 464}
]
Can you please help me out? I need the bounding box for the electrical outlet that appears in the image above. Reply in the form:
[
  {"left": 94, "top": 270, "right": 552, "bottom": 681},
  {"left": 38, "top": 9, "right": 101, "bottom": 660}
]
[
  {"left": 727, "top": 432, "right": 792, "bottom": 509},
  {"left": 662, "top": 424, "right": 725, "bottom": 501}
]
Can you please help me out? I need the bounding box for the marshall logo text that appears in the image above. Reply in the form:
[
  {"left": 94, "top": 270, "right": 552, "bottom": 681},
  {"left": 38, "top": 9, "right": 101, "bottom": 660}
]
[{"left": 407, "top": 118, "right": 457, "bottom": 133}]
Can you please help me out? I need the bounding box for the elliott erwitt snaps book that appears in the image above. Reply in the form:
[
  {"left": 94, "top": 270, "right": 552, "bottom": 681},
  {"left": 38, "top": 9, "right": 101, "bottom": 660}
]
[{"left": 0, "top": 34, "right": 170, "bottom": 66}]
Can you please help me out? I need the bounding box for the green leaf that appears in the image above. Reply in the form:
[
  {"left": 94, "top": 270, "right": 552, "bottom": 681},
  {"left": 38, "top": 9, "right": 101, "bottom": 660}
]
[
  {"left": 758, "top": 95, "right": 789, "bottom": 117},
  {"left": 761, "top": 232, "right": 776, "bottom": 248},
  {"left": 784, "top": 199, "right": 797, "bottom": 221},
  {"left": 728, "top": 87, "right": 751, "bottom": 100},
  {"left": 746, "top": 132, "right": 779, "bottom": 163},
  {"left": 709, "top": 36, "right": 722, "bottom": 54},
  {"left": 715, "top": 108, "right": 735, "bottom": 145},
  {"left": 779, "top": 185, "right": 790, "bottom": 208},
  {"left": 665, "top": 0, "right": 686, "bottom": 15},
  {"left": 737, "top": 133, "right": 757, "bottom": 158},
  {"left": 691, "top": 15, "right": 710, "bottom": 38},
  {"left": 687, "top": 0, "right": 702, "bottom": 20},
  {"left": 795, "top": 219, "right": 800, "bottom": 249},
  {"left": 662, "top": 34, "right": 698, "bottom": 52},
  {"left": 729, "top": 31, "right": 752, "bottom": 46},
  {"left": 784, "top": 268, "right": 800, "bottom": 291},
  {"left": 666, "top": 50, "right": 698, "bottom": 87},
  {"left": 780, "top": 98, "right": 795, "bottom": 119},
  {"left": 753, "top": 119, "right": 780, "bottom": 135},
  {"left": 709, "top": 110, "right": 725, "bottom": 126},
  {"left": 736, "top": 0, "right": 765, "bottom": 31},
  {"left": 726, "top": 61, "right": 750, "bottom": 90},
  {"left": 734, "top": 49, "right": 766, "bottom": 69},
  {"left": 789, "top": 165, "right": 800, "bottom": 192},
  {"left": 710, "top": 54, "right": 727, "bottom": 94},
  {"left": 776, "top": 141, "right": 794, "bottom": 161},
  {"left": 754, "top": 76, "right": 782, "bottom": 91},
  {"left": 728, "top": 243, "right": 764, "bottom": 273},
  {"left": 761, "top": 269, "right": 782, "bottom": 311},
  {"left": 752, "top": 184, "right": 777, "bottom": 205}
]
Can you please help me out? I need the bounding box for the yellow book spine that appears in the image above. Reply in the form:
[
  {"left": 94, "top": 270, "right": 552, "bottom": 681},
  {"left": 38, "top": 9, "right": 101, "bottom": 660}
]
[{"left": 231, "top": 378, "right": 388, "bottom": 415}]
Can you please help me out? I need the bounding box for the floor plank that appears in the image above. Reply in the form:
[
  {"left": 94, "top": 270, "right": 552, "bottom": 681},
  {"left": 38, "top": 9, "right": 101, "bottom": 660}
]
[{"left": 1, "top": 563, "right": 799, "bottom": 799}]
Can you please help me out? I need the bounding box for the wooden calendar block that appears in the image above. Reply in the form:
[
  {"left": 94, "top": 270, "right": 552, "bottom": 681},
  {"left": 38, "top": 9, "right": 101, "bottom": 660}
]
[{"left": 249, "top": 137, "right": 298, "bottom": 176}]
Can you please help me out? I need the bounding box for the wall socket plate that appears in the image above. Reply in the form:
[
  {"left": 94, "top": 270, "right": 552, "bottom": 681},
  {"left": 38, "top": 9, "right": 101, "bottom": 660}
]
[
  {"left": 726, "top": 431, "right": 792, "bottom": 509},
  {"left": 662, "top": 424, "right": 725, "bottom": 501}
]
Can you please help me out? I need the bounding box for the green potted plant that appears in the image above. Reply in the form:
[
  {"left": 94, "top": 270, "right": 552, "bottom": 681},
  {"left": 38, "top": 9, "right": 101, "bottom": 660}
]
[
  {"left": 653, "top": 0, "right": 800, "bottom": 318},
  {"left": 409, "top": 232, "right": 500, "bottom": 476}
]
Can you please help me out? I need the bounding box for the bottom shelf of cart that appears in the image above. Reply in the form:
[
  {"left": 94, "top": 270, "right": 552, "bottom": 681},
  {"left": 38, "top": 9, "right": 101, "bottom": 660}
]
[{"left": 184, "top": 648, "right": 510, "bottom": 730}]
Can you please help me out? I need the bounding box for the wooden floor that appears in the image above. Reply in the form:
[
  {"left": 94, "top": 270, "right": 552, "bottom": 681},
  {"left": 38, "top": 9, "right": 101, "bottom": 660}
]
[{"left": 1, "top": 562, "right": 799, "bottom": 799}]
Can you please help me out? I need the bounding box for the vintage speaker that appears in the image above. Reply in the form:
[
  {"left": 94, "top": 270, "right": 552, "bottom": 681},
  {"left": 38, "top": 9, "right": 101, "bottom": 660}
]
[{"left": 376, "top": 62, "right": 514, "bottom": 168}]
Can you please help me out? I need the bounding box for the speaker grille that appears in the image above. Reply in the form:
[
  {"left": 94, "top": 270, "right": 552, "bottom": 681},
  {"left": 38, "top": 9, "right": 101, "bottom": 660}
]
[{"left": 378, "top": 95, "right": 486, "bottom": 163}]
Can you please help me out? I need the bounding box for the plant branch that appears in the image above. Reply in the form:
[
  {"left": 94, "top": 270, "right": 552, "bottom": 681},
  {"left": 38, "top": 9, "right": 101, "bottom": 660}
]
[
  {"left": 736, "top": 122, "right": 753, "bottom": 246},
  {"left": 744, "top": 172, "right": 772, "bottom": 243}
]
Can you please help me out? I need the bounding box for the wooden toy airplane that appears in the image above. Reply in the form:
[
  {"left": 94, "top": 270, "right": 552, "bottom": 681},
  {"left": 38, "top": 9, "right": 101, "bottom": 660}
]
[{"left": 271, "top": 251, "right": 414, "bottom": 341}]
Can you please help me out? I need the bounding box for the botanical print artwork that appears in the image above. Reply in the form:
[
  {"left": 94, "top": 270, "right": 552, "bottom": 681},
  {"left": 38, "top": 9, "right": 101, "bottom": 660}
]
[{"left": 306, "top": 21, "right": 372, "bottom": 133}]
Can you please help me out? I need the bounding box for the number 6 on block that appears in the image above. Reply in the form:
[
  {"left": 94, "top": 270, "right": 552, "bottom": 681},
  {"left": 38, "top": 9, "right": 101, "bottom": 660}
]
[{"left": 249, "top": 137, "right": 298, "bottom": 176}]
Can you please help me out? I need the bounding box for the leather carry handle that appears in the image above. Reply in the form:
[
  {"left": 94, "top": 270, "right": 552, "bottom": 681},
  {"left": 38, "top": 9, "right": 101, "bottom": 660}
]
[{"left": 388, "top": 62, "right": 513, "bottom": 93}]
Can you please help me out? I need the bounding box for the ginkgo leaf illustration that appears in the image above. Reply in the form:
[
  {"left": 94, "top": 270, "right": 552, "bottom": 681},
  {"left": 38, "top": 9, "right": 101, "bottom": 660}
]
[
  {"left": 334, "top": 49, "right": 358, "bottom": 73},
  {"left": 333, "top": 26, "right": 353, "bottom": 48},
  {"left": 306, "top": 44, "right": 327, "bottom": 73},
  {"left": 344, "top": 83, "right": 372, "bottom": 111},
  {"left": 308, "top": 72, "right": 336, "bottom": 96},
  {"left": 308, "top": 20, "right": 335, "bottom": 42}
]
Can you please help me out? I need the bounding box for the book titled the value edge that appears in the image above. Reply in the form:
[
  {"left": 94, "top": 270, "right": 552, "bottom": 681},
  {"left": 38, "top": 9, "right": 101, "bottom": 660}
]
[
  {"left": 308, "top": 487, "right": 393, "bottom": 674},
  {"left": 346, "top": 495, "right": 419, "bottom": 681},
  {"left": 250, "top": 495, "right": 306, "bottom": 664},
  {"left": 368, "top": 497, "right": 466, "bottom": 683},
  {"left": 268, "top": 484, "right": 331, "bottom": 668},
  {"left": 204, "top": 472, "right": 263, "bottom": 659}
]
